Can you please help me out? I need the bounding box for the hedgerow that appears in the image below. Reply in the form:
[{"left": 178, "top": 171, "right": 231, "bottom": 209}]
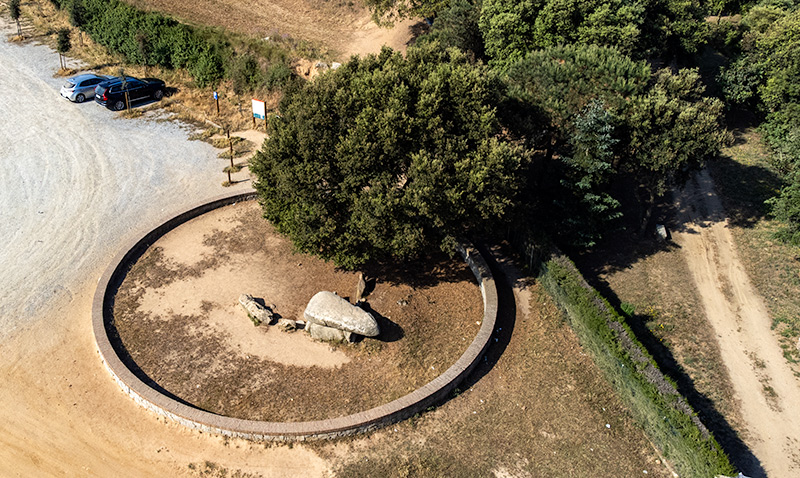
[
  {"left": 53, "top": 0, "right": 295, "bottom": 89},
  {"left": 510, "top": 233, "right": 736, "bottom": 478}
]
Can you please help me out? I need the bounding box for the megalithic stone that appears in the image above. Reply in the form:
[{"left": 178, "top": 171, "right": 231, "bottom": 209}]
[{"left": 304, "top": 291, "right": 379, "bottom": 337}]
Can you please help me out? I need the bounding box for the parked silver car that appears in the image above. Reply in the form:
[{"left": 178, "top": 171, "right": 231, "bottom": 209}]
[{"left": 60, "top": 73, "right": 111, "bottom": 103}]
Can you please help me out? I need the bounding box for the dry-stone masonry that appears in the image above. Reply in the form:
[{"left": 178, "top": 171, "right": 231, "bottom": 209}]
[{"left": 92, "top": 191, "right": 498, "bottom": 442}]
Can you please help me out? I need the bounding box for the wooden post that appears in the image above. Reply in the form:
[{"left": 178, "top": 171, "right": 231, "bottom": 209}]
[{"left": 227, "top": 129, "right": 234, "bottom": 168}]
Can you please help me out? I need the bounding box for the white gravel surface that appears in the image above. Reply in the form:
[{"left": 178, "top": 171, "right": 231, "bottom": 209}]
[{"left": 0, "top": 22, "right": 248, "bottom": 339}]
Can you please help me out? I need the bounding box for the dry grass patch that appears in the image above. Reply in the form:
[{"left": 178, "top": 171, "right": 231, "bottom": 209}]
[
  {"left": 572, "top": 229, "right": 749, "bottom": 466},
  {"left": 125, "top": 0, "right": 367, "bottom": 56},
  {"left": 325, "top": 276, "right": 671, "bottom": 478},
  {"left": 11, "top": 0, "right": 285, "bottom": 136}
]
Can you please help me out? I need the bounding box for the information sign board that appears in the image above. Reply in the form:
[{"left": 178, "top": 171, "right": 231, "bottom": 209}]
[{"left": 252, "top": 99, "right": 266, "bottom": 119}]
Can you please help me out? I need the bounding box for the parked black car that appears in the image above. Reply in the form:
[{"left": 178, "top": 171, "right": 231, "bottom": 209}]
[{"left": 94, "top": 76, "right": 166, "bottom": 111}]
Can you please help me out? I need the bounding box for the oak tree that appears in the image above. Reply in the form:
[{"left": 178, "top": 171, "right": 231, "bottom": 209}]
[{"left": 251, "top": 44, "right": 528, "bottom": 268}]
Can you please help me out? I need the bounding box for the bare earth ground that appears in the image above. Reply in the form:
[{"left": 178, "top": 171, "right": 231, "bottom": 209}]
[
  {"left": 126, "top": 0, "right": 420, "bottom": 59},
  {"left": 0, "top": 15, "right": 329, "bottom": 478},
  {"left": 327, "top": 252, "right": 672, "bottom": 478},
  {"left": 113, "top": 200, "right": 483, "bottom": 421},
  {"left": 579, "top": 166, "right": 800, "bottom": 477},
  {"left": 673, "top": 170, "right": 800, "bottom": 477}
]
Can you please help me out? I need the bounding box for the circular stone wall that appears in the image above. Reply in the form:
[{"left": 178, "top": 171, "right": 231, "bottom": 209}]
[{"left": 92, "top": 190, "right": 498, "bottom": 441}]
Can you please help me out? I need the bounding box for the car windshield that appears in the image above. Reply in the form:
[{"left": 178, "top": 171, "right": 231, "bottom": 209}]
[
  {"left": 63, "top": 80, "right": 75, "bottom": 88},
  {"left": 96, "top": 85, "right": 107, "bottom": 95}
]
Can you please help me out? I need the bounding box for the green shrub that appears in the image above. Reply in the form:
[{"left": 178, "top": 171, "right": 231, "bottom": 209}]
[
  {"left": 190, "top": 44, "right": 225, "bottom": 87},
  {"left": 541, "top": 255, "right": 735, "bottom": 476},
  {"left": 264, "top": 62, "right": 293, "bottom": 90},
  {"left": 54, "top": 0, "right": 293, "bottom": 92},
  {"left": 229, "top": 53, "right": 264, "bottom": 94}
]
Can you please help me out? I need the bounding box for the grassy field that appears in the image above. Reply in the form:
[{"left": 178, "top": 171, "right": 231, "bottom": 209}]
[{"left": 710, "top": 127, "right": 800, "bottom": 372}]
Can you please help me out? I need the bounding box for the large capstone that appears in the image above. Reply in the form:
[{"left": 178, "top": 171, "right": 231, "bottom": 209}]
[{"left": 304, "top": 291, "right": 380, "bottom": 337}]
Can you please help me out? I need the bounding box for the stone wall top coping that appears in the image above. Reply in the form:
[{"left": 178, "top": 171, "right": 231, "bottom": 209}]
[{"left": 91, "top": 189, "right": 498, "bottom": 440}]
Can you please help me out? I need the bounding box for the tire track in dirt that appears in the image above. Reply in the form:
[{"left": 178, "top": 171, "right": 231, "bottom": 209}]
[{"left": 673, "top": 170, "right": 800, "bottom": 477}]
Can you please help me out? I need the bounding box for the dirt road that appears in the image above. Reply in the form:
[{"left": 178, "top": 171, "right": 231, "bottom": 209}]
[{"left": 673, "top": 170, "right": 800, "bottom": 477}]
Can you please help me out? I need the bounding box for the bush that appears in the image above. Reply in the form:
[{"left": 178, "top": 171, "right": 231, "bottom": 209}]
[
  {"left": 228, "top": 53, "right": 263, "bottom": 94},
  {"left": 59, "top": 0, "right": 262, "bottom": 89},
  {"left": 189, "top": 45, "right": 225, "bottom": 87},
  {"left": 264, "top": 62, "right": 293, "bottom": 90}
]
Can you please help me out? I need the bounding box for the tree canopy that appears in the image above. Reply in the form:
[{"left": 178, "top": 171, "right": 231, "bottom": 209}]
[
  {"left": 251, "top": 44, "right": 528, "bottom": 268},
  {"left": 9, "top": 0, "right": 21, "bottom": 36},
  {"left": 720, "top": 4, "right": 800, "bottom": 241},
  {"left": 503, "top": 45, "right": 726, "bottom": 243},
  {"left": 479, "top": 0, "right": 709, "bottom": 69}
]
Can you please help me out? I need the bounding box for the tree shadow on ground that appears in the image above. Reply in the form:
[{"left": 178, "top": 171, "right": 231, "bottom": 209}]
[
  {"left": 549, "top": 156, "right": 778, "bottom": 476},
  {"left": 406, "top": 21, "right": 431, "bottom": 48},
  {"left": 578, "top": 149, "right": 781, "bottom": 276},
  {"left": 707, "top": 152, "right": 782, "bottom": 230},
  {"left": 433, "top": 243, "right": 521, "bottom": 398},
  {"left": 357, "top": 252, "right": 476, "bottom": 290}
]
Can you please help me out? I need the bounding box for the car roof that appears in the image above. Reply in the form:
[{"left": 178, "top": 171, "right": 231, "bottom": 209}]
[
  {"left": 69, "top": 73, "right": 107, "bottom": 82},
  {"left": 98, "top": 76, "right": 141, "bottom": 87}
]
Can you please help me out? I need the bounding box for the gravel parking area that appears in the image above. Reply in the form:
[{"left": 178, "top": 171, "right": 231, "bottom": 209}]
[{"left": 0, "top": 20, "right": 249, "bottom": 339}]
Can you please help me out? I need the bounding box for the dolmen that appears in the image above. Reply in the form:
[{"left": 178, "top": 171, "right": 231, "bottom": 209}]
[{"left": 304, "top": 291, "right": 380, "bottom": 343}]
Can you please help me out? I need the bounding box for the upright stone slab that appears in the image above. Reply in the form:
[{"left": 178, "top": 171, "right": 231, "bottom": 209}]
[
  {"left": 304, "top": 291, "right": 380, "bottom": 337},
  {"left": 238, "top": 294, "right": 274, "bottom": 326},
  {"left": 307, "top": 322, "right": 351, "bottom": 343}
]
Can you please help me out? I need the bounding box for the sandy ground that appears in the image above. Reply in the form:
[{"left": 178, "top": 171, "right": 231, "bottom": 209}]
[
  {"left": 673, "top": 170, "right": 800, "bottom": 477},
  {"left": 0, "top": 20, "right": 327, "bottom": 477},
  {"left": 112, "top": 200, "right": 482, "bottom": 422},
  {"left": 0, "top": 20, "right": 250, "bottom": 339},
  {"left": 134, "top": 202, "right": 352, "bottom": 369}
]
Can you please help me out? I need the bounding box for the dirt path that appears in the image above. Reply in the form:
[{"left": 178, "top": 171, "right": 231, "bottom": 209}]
[{"left": 673, "top": 170, "right": 800, "bottom": 477}]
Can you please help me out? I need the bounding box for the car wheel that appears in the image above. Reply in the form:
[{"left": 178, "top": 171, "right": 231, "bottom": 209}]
[
  {"left": 113, "top": 100, "right": 126, "bottom": 111},
  {"left": 153, "top": 89, "right": 164, "bottom": 100},
  {"left": 75, "top": 93, "right": 85, "bottom": 103}
]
